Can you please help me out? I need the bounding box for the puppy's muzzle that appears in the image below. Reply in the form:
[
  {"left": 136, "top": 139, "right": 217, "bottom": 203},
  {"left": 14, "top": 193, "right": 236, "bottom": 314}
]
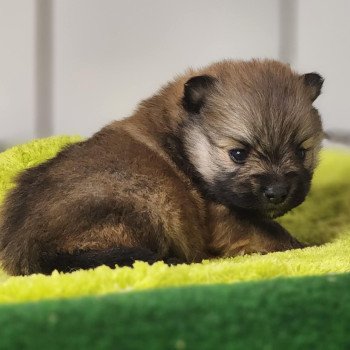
[{"left": 262, "top": 183, "right": 290, "bottom": 205}]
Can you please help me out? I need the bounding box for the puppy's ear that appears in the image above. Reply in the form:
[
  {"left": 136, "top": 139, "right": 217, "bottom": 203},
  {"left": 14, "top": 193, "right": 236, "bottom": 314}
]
[
  {"left": 182, "top": 75, "right": 217, "bottom": 114},
  {"left": 303, "top": 73, "right": 324, "bottom": 102}
]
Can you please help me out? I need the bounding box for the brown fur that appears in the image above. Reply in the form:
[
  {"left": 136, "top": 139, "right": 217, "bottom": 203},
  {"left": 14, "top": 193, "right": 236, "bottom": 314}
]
[{"left": 0, "top": 59, "right": 324, "bottom": 275}]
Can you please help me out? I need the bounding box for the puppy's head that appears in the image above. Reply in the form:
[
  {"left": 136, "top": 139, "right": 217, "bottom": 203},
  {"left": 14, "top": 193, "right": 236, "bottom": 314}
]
[{"left": 181, "top": 60, "right": 324, "bottom": 218}]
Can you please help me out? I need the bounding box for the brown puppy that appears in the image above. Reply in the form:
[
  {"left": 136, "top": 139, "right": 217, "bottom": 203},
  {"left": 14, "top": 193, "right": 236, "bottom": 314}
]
[{"left": 0, "top": 59, "right": 324, "bottom": 275}]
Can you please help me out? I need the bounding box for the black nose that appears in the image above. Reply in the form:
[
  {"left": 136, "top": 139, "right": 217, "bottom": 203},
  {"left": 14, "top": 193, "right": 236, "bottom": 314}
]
[{"left": 263, "top": 184, "right": 289, "bottom": 204}]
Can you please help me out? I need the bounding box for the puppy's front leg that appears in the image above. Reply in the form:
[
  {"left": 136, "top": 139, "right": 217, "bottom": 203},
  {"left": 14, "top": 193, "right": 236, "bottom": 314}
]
[
  {"left": 208, "top": 203, "right": 304, "bottom": 257},
  {"left": 225, "top": 220, "right": 305, "bottom": 257}
]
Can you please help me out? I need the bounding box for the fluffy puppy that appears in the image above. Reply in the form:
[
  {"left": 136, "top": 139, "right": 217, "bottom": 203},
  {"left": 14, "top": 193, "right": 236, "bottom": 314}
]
[{"left": 0, "top": 59, "right": 324, "bottom": 275}]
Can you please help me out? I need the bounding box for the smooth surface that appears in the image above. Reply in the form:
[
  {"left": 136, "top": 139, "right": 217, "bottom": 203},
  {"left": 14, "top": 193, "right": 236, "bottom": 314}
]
[
  {"left": 53, "top": 0, "right": 280, "bottom": 136},
  {"left": 295, "top": 0, "right": 350, "bottom": 134},
  {"left": 1, "top": 0, "right": 350, "bottom": 148},
  {"left": 0, "top": 0, "right": 36, "bottom": 148}
]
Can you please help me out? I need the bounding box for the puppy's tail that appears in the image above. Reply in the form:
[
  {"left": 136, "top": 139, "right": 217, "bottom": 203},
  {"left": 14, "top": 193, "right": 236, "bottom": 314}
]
[{"left": 39, "top": 247, "right": 160, "bottom": 274}]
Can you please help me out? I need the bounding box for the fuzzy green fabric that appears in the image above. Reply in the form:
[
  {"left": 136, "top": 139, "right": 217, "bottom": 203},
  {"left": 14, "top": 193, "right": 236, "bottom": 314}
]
[
  {"left": 0, "top": 136, "right": 349, "bottom": 305},
  {"left": 1, "top": 273, "right": 350, "bottom": 350},
  {"left": 0, "top": 136, "right": 350, "bottom": 349}
]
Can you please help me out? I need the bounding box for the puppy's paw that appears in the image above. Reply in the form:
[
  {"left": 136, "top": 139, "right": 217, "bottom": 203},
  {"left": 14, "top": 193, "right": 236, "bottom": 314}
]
[{"left": 288, "top": 236, "right": 306, "bottom": 249}]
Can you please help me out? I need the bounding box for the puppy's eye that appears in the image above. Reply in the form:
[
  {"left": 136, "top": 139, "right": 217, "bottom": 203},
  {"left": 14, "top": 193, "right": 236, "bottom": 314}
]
[
  {"left": 296, "top": 147, "right": 306, "bottom": 160},
  {"left": 229, "top": 148, "right": 248, "bottom": 164}
]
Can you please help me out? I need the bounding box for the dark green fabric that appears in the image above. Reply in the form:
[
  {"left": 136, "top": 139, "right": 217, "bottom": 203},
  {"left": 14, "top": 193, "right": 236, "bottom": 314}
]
[{"left": 0, "top": 273, "right": 349, "bottom": 350}]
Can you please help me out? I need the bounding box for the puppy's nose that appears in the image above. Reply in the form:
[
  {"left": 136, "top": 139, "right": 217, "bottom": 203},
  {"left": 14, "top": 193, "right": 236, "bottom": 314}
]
[{"left": 263, "top": 184, "right": 289, "bottom": 204}]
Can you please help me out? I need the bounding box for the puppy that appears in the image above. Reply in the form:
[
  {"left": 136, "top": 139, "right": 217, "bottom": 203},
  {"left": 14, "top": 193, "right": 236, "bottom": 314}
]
[{"left": 0, "top": 59, "right": 324, "bottom": 275}]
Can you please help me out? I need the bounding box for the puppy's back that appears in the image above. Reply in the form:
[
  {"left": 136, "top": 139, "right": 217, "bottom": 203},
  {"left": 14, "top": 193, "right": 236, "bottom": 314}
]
[{"left": 0, "top": 123, "right": 206, "bottom": 275}]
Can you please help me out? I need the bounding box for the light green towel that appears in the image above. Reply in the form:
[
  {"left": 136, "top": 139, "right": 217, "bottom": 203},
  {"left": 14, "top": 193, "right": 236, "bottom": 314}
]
[{"left": 0, "top": 136, "right": 349, "bottom": 304}]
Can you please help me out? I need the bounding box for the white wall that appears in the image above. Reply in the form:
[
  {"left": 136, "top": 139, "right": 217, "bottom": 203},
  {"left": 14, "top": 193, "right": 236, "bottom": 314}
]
[
  {"left": 53, "top": 0, "right": 280, "bottom": 136},
  {"left": 1, "top": 0, "right": 350, "bottom": 149},
  {"left": 295, "top": 0, "right": 350, "bottom": 133},
  {"left": 0, "top": 0, "right": 36, "bottom": 148}
]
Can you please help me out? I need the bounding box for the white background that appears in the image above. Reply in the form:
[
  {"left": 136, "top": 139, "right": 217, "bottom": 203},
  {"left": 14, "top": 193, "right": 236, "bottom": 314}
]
[{"left": 0, "top": 0, "right": 349, "bottom": 150}]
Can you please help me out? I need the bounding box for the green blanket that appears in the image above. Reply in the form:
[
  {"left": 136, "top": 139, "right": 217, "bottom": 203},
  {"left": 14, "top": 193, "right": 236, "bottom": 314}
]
[
  {"left": 1, "top": 274, "right": 350, "bottom": 350},
  {"left": 0, "top": 136, "right": 349, "bottom": 349}
]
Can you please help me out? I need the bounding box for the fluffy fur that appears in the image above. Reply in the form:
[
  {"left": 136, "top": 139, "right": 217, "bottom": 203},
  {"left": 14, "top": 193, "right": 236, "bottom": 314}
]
[{"left": 0, "top": 59, "right": 324, "bottom": 275}]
